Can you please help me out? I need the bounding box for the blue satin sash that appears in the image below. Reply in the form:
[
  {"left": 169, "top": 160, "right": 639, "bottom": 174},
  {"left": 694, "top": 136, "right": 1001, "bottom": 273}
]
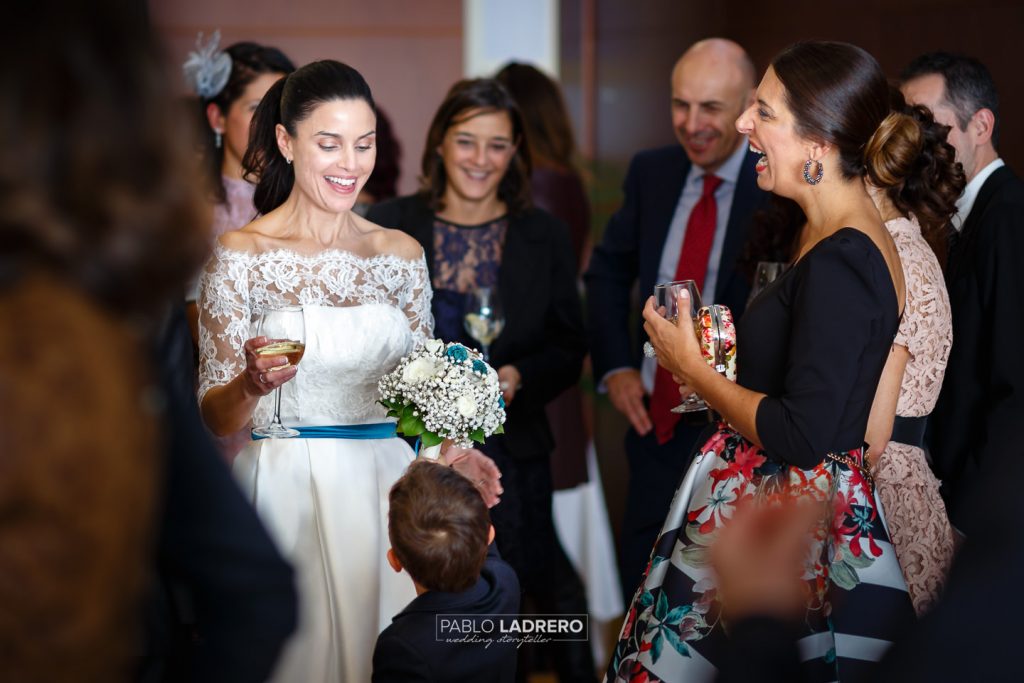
[{"left": 251, "top": 422, "right": 397, "bottom": 441}]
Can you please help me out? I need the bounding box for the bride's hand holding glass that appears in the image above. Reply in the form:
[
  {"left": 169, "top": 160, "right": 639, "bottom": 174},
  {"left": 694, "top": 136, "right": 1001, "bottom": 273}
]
[
  {"left": 242, "top": 336, "right": 298, "bottom": 397},
  {"left": 642, "top": 289, "right": 705, "bottom": 389}
]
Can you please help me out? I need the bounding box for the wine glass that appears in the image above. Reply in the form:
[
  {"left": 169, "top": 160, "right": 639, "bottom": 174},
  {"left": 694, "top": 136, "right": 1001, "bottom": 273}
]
[
  {"left": 747, "top": 261, "right": 787, "bottom": 304},
  {"left": 252, "top": 305, "right": 306, "bottom": 439},
  {"left": 463, "top": 287, "right": 505, "bottom": 362},
  {"left": 653, "top": 280, "right": 707, "bottom": 414}
]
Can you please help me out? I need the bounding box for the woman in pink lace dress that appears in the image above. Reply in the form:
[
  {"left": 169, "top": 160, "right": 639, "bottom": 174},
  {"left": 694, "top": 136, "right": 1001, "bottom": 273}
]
[{"left": 866, "top": 97, "right": 966, "bottom": 615}]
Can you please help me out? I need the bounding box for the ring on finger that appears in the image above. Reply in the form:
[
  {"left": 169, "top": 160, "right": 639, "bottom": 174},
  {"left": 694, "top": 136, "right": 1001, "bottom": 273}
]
[{"left": 259, "top": 372, "right": 267, "bottom": 384}]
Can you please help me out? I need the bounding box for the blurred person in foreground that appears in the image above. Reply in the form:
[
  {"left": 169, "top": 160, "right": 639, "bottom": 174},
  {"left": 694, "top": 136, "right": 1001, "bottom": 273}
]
[
  {"left": 1, "top": 4, "right": 299, "bottom": 682},
  {"left": 1, "top": 2, "right": 219, "bottom": 679}
]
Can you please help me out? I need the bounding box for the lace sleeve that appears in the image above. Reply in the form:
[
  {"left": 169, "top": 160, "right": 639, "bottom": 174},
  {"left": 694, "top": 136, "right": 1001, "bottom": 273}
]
[
  {"left": 888, "top": 222, "right": 952, "bottom": 417},
  {"left": 197, "top": 246, "right": 252, "bottom": 407},
  {"left": 402, "top": 254, "right": 434, "bottom": 347}
]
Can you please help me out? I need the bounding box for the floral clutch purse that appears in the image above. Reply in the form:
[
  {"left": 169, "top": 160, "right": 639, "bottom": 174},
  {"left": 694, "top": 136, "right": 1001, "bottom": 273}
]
[{"left": 695, "top": 305, "right": 737, "bottom": 381}]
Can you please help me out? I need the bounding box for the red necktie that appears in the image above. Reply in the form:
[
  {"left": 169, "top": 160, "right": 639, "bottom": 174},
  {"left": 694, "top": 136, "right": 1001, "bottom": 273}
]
[{"left": 649, "top": 174, "right": 721, "bottom": 444}]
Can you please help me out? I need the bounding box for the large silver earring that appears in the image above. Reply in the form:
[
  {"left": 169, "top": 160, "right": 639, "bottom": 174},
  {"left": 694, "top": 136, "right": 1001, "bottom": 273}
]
[
  {"left": 214, "top": 130, "right": 222, "bottom": 149},
  {"left": 803, "top": 158, "right": 823, "bottom": 185}
]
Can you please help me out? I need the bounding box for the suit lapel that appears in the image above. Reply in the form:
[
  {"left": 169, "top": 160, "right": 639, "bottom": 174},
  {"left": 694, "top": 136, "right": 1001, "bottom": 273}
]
[
  {"left": 714, "top": 148, "right": 762, "bottom": 304},
  {"left": 640, "top": 148, "right": 690, "bottom": 297},
  {"left": 949, "top": 166, "right": 1008, "bottom": 283}
]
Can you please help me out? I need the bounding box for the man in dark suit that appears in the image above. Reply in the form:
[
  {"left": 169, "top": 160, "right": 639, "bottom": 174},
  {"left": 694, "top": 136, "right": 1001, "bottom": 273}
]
[
  {"left": 373, "top": 461, "right": 520, "bottom": 682},
  {"left": 901, "top": 53, "right": 1024, "bottom": 538},
  {"left": 584, "top": 38, "right": 768, "bottom": 603}
]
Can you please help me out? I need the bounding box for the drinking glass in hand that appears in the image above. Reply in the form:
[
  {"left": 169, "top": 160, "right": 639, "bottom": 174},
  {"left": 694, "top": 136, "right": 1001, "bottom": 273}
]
[
  {"left": 747, "top": 261, "right": 787, "bottom": 305},
  {"left": 463, "top": 287, "right": 505, "bottom": 362},
  {"left": 253, "top": 305, "right": 306, "bottom": 439},
  {"left": 653, "top": 279, "right": 707, "bottom": 414}
]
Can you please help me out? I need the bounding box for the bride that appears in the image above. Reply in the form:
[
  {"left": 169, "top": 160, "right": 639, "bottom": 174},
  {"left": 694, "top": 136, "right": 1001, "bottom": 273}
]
[{"left": 197, "top": 60, "right": 500, "bottom": 682}]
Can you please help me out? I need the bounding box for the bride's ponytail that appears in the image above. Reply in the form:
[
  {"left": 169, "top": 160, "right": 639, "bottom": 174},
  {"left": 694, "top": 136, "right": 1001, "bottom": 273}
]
[{"left": 244, "top": 76, "right": 292, "bottom": 216}]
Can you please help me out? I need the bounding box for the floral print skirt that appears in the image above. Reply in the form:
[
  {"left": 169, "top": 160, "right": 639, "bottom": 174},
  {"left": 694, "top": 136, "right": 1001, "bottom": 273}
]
[{"left": 606, "top": 425, "right": 915, "bottom": 683}]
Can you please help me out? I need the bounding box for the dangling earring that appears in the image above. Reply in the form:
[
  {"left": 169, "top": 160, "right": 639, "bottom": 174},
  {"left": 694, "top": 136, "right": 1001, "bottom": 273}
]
[
  {"left": 286, "top": 158, "right": 293, "bottom": 165},
  {"left": 803, "top": 158, "right": 823, "bottom": 185},
  {"left": 214, "top": 130, "right": 222, "bottom": 149}
]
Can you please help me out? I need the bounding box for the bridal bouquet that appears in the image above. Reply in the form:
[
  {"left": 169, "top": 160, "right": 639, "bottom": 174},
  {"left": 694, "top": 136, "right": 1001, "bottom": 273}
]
[{"left": 378, "top": 339, "right": 506, "bottom": 454}]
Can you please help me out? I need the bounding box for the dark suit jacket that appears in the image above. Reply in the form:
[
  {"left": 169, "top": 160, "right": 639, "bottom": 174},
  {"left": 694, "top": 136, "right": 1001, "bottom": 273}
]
[
  {"left": 138, "top": 303, "right": 297, "bottom": 683},
  {"left": 584, "top": 145, "right": 768, "bottom": 382},
  {"left": 929, "top": 164, "right": 1024, "bottom": 535},
  {"left": 372, "top": 544, "right": 520, "bottom": 682},
  {"left": 368, "top": 194, "right": 586, "bottom": 459}
]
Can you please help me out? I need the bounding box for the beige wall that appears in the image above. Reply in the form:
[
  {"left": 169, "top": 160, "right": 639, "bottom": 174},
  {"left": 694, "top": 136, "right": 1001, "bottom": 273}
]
[{"left": 149, "top": 0, "right": 464, "bottom": 195}]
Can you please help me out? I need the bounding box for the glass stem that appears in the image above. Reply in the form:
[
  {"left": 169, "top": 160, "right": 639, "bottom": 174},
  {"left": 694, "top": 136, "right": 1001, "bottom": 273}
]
[
  {"left": 482, "top": 344, "right": 490, "bottom": 362},
  {"left": 272, "top": 386, "right": 284, "bottom": 426}
]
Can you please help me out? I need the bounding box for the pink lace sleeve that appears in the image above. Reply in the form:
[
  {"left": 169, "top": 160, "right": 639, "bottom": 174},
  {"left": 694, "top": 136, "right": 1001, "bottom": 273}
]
[{"left": 887, "top": 217, "right": 953, "bottom": 417}]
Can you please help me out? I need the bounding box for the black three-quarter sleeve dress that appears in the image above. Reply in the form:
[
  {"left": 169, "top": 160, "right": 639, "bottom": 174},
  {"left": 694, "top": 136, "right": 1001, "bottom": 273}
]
[{"left": 607, "top": 228, "right": 917, "bottom": 683}]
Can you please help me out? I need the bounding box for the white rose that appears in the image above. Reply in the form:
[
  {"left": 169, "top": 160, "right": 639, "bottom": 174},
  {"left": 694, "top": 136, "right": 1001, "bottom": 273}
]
[
  {"left": 456, "top": 394, "right": 478, "bottom": 417},
  {"left": 424, "top": 339, "right": 444, "bottom": 355},
  {"left": 402, "top": 358, "right": 439, "bottom": 384}
]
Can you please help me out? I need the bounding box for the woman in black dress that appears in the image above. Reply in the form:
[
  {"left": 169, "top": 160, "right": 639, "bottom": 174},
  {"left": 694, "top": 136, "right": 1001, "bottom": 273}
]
[
  {"left": 367, "top": 79, "right": 594, "bottom": 682},
  {"left": 608, "top": 42, "right": 916, "bottom": 683}
]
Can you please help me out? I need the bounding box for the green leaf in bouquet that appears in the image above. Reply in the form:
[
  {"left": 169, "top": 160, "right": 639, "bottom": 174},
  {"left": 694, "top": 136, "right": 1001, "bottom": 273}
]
[
  {"left": 399, "top": 411, "right": 425, "bottom": 437},
  {"left": 421, "top": 431, "right": 444, "bottom": 448},
  {"left": 379, "top": 399, "right": 405, "bottom": 419},
  {"left": 469, "top": 428, "right": 486, "bottom": 443},
  {"left": 494, "top": 424, "right": 505, "bottom": 435}
]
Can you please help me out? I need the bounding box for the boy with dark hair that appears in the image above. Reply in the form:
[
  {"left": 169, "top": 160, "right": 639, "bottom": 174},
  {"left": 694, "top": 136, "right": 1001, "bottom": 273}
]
[{"left": 373, "top": 461, "right": 520, "bottom": 682}]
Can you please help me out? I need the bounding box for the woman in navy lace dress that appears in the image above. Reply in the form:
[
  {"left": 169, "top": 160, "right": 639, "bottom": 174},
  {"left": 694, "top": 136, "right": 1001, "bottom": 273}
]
[{"left": 368, "top": 78, "right": 595, "bottom": 681}]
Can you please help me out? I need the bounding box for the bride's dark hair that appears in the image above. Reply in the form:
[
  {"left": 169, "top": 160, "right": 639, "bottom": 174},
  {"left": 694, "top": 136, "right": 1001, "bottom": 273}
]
[{"left": 244, "top": 60, "right": 376, "bottom": 216}]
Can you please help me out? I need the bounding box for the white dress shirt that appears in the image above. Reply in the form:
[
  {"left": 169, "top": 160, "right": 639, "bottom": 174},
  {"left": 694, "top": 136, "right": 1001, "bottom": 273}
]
[{"left": 952, "top": 158, "right": 1004, "bottom": 230}]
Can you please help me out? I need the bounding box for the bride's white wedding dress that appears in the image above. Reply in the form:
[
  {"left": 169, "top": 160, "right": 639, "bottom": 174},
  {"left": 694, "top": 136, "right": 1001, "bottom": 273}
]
[{"left": 198, "top": 244, "right": 433, "bottom": 682}]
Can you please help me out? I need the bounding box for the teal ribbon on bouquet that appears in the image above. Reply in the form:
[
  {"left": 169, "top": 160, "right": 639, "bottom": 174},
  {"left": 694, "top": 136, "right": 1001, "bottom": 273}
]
[{"left": 251, "top": 423, "right": 397, "bottom": 440}]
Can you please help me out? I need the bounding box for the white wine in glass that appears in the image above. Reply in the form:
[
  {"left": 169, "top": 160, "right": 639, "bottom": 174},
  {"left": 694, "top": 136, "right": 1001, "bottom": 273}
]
[
  {"left": 653, "top": 280, "right": 708, "bottom": 414},
  {"left": 463, "top": 287, "right": 505, "bottom": 361},
  {"left": 252, "top": 305, "right": 306, "bottom": 439}
]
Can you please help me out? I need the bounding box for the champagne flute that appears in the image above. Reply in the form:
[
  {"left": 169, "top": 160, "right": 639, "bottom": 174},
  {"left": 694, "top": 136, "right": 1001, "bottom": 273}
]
[
  {"left": 252, "top": 305, "right": 306, "bottom": 439},
  {"left": 653, "top": 280, "right": 707, "bottom": 414},
  {"left": 463, "top": 287, "right": 505, "bottom": 362},
  {"left": 747, "top": 260, "right": 787, "bottom": 305}
]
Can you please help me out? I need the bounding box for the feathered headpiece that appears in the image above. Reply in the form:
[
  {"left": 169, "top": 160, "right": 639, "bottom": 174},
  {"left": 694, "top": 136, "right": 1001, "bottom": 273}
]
[{"left": 182, "top": 30, "right": 232, "bottom": 99}]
